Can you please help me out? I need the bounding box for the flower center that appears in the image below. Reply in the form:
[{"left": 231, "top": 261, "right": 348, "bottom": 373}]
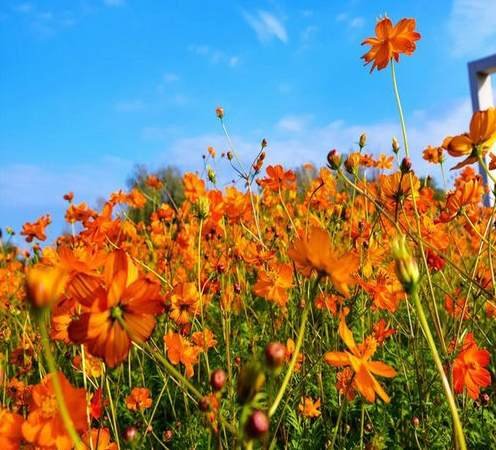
[
  {"left": 111, "top": 305, "right": 123, "bottom": 320},
  {"left": 40, "top": 394, "right": 57, "bottom": 418}
]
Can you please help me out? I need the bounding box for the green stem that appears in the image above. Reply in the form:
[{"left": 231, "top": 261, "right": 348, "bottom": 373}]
[
  {"left": 268, "top": 279, "right": 318, "bottom": 418},
  {"left": 391, "top": 62, "right": 409, "bottom": 157},
  {"left": 330, "top": 396, "right": 348, "bottom": 450},
  {"left": 410, "top": 288, "right": 466, "bottom": 450},
  {"left": 38, "top": 311, "right": 83, "bottom": 449}
]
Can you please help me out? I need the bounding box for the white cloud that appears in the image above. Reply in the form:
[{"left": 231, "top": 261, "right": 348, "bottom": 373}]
[
  {"left": 349, "top": 17, "right": 365, "bottom": 29},
  {"left": 188, "top": 44, "right": 240, "bottom": 68},
  {"left": 114, "top": 99, "right": 145, "bottom": 112},
  {"left": 14, "top": 3, "right": 33, "bottom": 13},
  {"left": 448, "top": 0, "right": 496, "bottom": 57},
  {"left": 277, "top": 115, "right": 312, "bottom": 132},
  {"left": 103, "top": 0, "right": 125, "bottom": 7},
  {"left": 336, "top": 13, "right": 365, "bottom": 30},
  {"left": 163, "top": 72, "right": 179, "bottom": 83},
  {"left": 243, "top": 10, "right": 288, "bottom": 44}
]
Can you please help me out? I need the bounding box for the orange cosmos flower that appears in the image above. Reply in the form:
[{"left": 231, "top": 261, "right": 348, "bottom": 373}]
[
  {"left": 253, "top": 262, "right": 293, "bottom": 307},
  {"left": 257, "top": 165, "right": 296, "bottom": 191},
  {"left": 453, "top": 333, "right": 491, "bottom": 400},
  {"left": 324, "top": 317, "right": 396, "bottom": 403},
  {"left": 298, "top": 397, "right": 321, "bottom": 418},
  {"left": 145, "top": 175, "right": 163, "bottom": 190},
  {"left": 372, "top": 319, "right": 396, "bottom": 345},
  {"left": 25, "top": 264, "right": 69, "bottom": 309},
  {"left": 68, "top": 250, "right": 164, "bottom": 368},
  {"left": 164, "top": 330, "right": 202, "bottom": 378},
  {"left": 0, "top": 408, "right": 23, "bottom": 450},
  {"left": 168, "top": 282, "right": 200, "bottom": 325},
  {"left": 422, "top": 145, "right": 444, "bottom": 165},
  {"left": 21, "top": 214, "right": 52, "bottom": 242},
  {"left": 288, "top": 227, "right": 358, "bottom": 297},
  {"left": 448, "top": 107, "right": 496, "bottom": 170},
  {"left": 191, "top": 328, "right": 217, "bottom": 351},
  {"left": 125, "top": 387, "right": 152, "bottom": 411},
  {"left": 361, "top": 17, "right": 421, "bottom": 72},
  {"left": 82, "top": 428, "right": 117, "bottom": 450},
  {"left": 22, "top": 372, "right": 87, "bottom": 449}
]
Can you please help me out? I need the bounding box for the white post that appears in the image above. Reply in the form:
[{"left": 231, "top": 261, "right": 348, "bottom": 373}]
[{"left": 468, "top": 54, "right": 496, "bottom": 205}]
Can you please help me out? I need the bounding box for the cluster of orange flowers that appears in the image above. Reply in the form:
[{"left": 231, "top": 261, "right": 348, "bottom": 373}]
[{"left": 0, "top": 14, "right": 495, "bottom": 449}]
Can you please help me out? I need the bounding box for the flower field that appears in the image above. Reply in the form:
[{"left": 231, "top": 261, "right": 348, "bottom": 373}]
[{"left": 1, "top": 16, "right": 496, "bottom": 450}]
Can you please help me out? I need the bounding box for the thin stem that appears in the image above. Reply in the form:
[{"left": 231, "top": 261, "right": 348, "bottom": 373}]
[
  {"left": 410, "top": 287, "right": 466, "bottom": 450},
  {"left": 38, "top": 312, "right": 83, "bottom": 449}
]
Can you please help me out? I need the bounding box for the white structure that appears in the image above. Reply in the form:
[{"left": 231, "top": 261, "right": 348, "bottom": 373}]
[{"left": 468, "top": 54, "right": 496, "bottom": 205}]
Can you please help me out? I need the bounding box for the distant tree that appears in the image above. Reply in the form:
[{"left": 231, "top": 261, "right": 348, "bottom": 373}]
[{"left": 126, "top": 164, "right": 185, "bottom": 223}]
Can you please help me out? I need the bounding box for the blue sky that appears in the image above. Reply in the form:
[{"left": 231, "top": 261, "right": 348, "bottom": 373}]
[{"left": 1, "top": 0, "right": 496, "bottom": 245}]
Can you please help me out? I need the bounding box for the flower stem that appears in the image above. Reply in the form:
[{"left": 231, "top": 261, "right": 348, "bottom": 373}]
[
  {"left": 268, "top": 279, "right": 318, "bottom": 418},
  {"left": 38, "top": 311, "right": 83, "bottom": 450},
  {"left": 410, "top": 287, "right": 466, "bottom": 450}
]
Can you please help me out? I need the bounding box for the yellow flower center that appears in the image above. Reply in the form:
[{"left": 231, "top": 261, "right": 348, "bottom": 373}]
[{"left": 40, "top": 394, "right": 58, "bottom": 418}]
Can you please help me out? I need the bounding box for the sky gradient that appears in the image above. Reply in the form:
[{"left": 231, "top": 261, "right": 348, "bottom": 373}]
[{"left": 1, "top": 0, "right": 496, "bottom": 245}]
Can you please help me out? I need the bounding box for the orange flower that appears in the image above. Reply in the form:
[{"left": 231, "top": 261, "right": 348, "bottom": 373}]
[
  {"left": 125, "top": 387, "right": 152, "bottom": 411},
  {"left": 372, "top": 319, "right": 396, "bottom": 345},
  {"left": 168, "top": 282, "right": 200, "bottom": 325},
  {"left": 453, "top": 333, "right": 491, "bottom": 400},
  {"left": 444, "top": 288, "right": 470, "bottom": 320},
  {"left": 298, "top": 397, "right": 321, "bottom": 418},
  {"left": 145, "top": 175, "right": 163, "bottom": 190},
  {"left": 191, "top": 328, "right": 217, "bottom": 351},
  {"left": 68, "top": 250, "right": 164, "bottom": 367},
  {"left": 22, "top": 372, "right": 87, "bottom": 449},
  {"left": 164, "top": 330, "right": 202, "bottom": 378},
  {"left": 21, "top": 214, "right": 51, "bottom": 242},
  {"left": 358, "top": 270, "right": 404, "bottom": 312},
  {"left": 257, "top": 165, "right": 296, "bottom": 191},
  {"left": 82, "top": 428, "right": 117, "bottom": 450},
  {"left": 361, "top": 17, "right": 420, "bottom": 72},
  {"left": 336, "top": 367, "right": 356, "bottom": 401},
  {"left": 324, "top": 317, "right": 396, "bottom": 403},
  {"left": 422, "top": 145, "right": 444, "bottom": 165},
  {"left": 0, "top": 408, "right": 23, "bottom": 450},
  {"left": 448, "top": 107, "right": 496, "bottom": 170},
  {"left": 253, "top": 263, "right": 293, "bottom": 307},
  {"left": 285, "top": 338, "right": 304, "bottom": 371},
  {"left": 25, "top": 264, "right": 69, "bottom": 309},
  {"left": 288, "top": 227, "right": 358, "bottom": 297}
]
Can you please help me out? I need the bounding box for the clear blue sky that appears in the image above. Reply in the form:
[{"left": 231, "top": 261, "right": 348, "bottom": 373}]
[{"left": 1, "top": 0, "right": 495, "bottom": 244}]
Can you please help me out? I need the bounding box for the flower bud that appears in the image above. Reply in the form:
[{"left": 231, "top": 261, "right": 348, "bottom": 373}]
[
  {"left": 400, "top": 157, "right": 412, "bottom": 174},
  {"left": 411, "top": 416, "right": 420, "bottom": 427},
  {"left": 210, "top": 368, "right": 227, "bottom": 391},
  {"left": 481, "top": 392, "right": 490, "bottom": 406},
  {"left": 392, "top": 137, "right": 400, "bottom": 154},
  {"left": 327, "top": 149, "right": 342, "bottom": 170},
  {"left": 237, "top": 361, "right": 265, "bottom": 404},
  {"left": 227, "top": 151, "right": 233, "bottom": 161},
  {"left": 215, "top": 106, "right": 224, "bottom": 119},
  {"left": 265, "top": 342, "right": 286, "bottom": 369},
  {"left": 245, "top": 410, "right": 269, "bottom": 439},
  {"left": 261, "top": 138, "right": 268, "bottom": 148},
  {"left": 124, "top": 426, "right": 138, "bottom": 442},
  {"left": 194, "top": 196, "right": 210, "bottom": 220},
  {"left": 199, "top": 396, "right": 211, "bottom": 412},
  {"left": 359, "top": 133, "right": 367, "bottom": 150},
  {"left": 392, "top": 236, "right": 419, "bottom": 294},
  {"left": 207, "top": 166, "right": 216, "bottom": 184},
  {"left": 344, "top": 152, "right": 361, "bottom": 175}
]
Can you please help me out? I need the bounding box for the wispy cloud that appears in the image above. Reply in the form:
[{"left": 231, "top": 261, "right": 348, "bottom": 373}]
[
  {"left": 188, "top": 44, "right": 240, "bottom": 67},
  {"left": 103, "top": 0, "right": 125, "bottom": 7},
  {"left": 447, "top": 0, "right": 496, "bottom": 57},
  {"left": 336, "top": 13, "right": 366, "bottom": 30},
  {"left": 277, "top": 115, "right": 312, "bottom": 132},
  {"left": 12, "top": 2, "right": 78, "bottom": 36},
  {"left": 163, "top": 72, "right": 179, "bottom": 83},
  {"left": 243, "top": 10, "right": 288, "bottom": 44},
  {"left": 114, "top": 99, "right": 145, "bottom": 112}
]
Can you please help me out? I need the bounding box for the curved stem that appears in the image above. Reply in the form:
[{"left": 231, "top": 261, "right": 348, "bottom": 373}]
[{"left": 410, "top": 288, "right": 466, "bottom": 450}]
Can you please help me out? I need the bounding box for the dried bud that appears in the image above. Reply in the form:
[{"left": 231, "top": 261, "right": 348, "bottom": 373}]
[
  {"left": 227, "top": 151, "right": 233, "bottom": 161},
  {"left": 359, "top": 133, "right": 367, "bottom": 149},
  {"left": 245, "top": 410, "right": 269, "bottom": 439},
  {"left": 210, "top": 369, "right": 227, "bottom": 392},
  {"left": 215, "top": 106, "right": 224, "bottom": 119},
  {"left": 411, "top": 416, "right": 420, "bottom": 428},
  {"left": 392, "top": 236, "right": 419, "bottom": 294},
  {"left": 327, "top": 149, "right": 342, "bottom": 170},
  {"left": 261, "top": 138, "right": 268, "bottom": 148},
  {"left": 400, "top": 157, "right": 412, "bottom": 174},
  {"left": 392, "top": 137, "right": 400, "bottom": 154},
  {"left": 265, "top": 342, "right": 286, "bottom": 369},
  {"left": 481, "top": 392, "right": 490, "bottom": 406}
]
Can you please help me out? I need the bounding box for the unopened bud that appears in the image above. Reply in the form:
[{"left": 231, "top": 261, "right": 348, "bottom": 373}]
[
  {"left": 411, "top": 416, "right": 420, "bottom": 427},
  {"left": 210, "top": 369, "right": 227, "bottom": 391},
  {"left": 227, "top": 151, "right": 233, "bottom": 161},
  {"left": 392, "top": 137, "right": 400, "bottom": 154},
  {"left": 124, "top": 426, "right": 138, "bottom": 442},
  {"left": 194, "top": 196, "right": 210, "bottom": 220},
  {"left": 265, "top": 342, "right": 286, "bottom": 369},
  {"left": 245, "top": 410, "right": 269, "bottom": 439},
  {"left": 237, "top": 361, "right": 265, "bottom": 405},
  {"left": 344, "top": 152, "right": 361, "bottom": 175},
  {"left": 261, "top": 138, "right": 268, "bottom": 148},
  {"left": 400, "top": 157, "right": 412, "bottom": 174},
  {"left": 392, "top": 236, "right": 419, "bottom": 294},
  {"left": 359, "top": 133, "right": 367, "bottom": 150},
  {"left": 215, "top": 106, "right": 224, "bottom": 119},
  {"left": 207, "top": 166, "right": 216, "bottom": 184},
  {"left": 327, "top": 149, "right": 342, "bottom": 170}
]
